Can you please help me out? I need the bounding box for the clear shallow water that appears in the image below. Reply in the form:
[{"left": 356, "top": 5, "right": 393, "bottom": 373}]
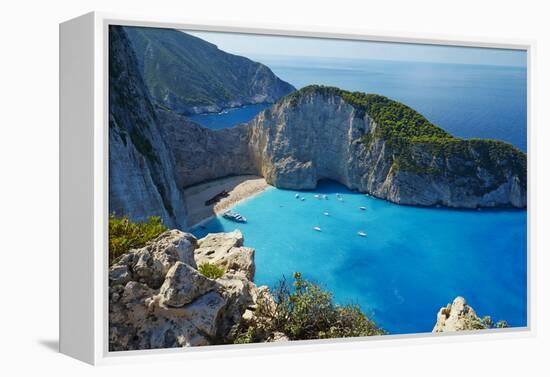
[
  {"left": 188, "top": 103, "right": 271, "bottom": 129},
  {"left": 189, "top": 57, "right": 527, "bottom": 152},
  {"left": 192, "top": 180, "right": 527, "bottom": 335}
]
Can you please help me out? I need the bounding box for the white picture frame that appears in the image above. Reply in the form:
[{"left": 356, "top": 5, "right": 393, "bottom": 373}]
[{"left": 59, "top": 11, "right": 535, "bottom": 365}]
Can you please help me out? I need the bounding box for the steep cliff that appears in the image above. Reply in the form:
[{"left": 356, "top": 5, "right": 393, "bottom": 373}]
[
  {"left": 246, "top": 86, "right": 527, "bottom": 208},
  {"left": 123, "top": 26, "right": 295, "bottom": 114},
  {"left": 157, "top": 110, "right": 257, "bottom": 188},
  {"left": 109, "top": 26, "right": 187, "bottom": 228}
]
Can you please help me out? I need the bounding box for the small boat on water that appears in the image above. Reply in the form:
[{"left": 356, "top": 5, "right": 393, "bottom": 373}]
[
  {"left": 323, "top": 195, "right": 329, "bottom": 200},
  {"left": 300, "top": 197, "right": 306, "bottom": 201},
  {"left": 323, "top": 212, "right": 329, "bottom": 216},
  {"left": 357, "top": 231, "right": 367, "bottom": 237},
  {"left": 314, "top": 194, "right": 320, "bottom": 199},
  {"left": 313, "top": 226, "right": 322, "bottom": 232},
  {"left": 295, "top": 193, "right": 300, "bottom": 199},
  {"left": 359, "top": 206, "right": 367, "bottom": 211},
  {"left": 223, "top": 211, "right": 247, "bottom": 223}
]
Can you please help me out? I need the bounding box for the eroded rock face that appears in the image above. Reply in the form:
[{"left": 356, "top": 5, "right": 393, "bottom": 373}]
[
  {"left": 109, "top": 26, "right": 188, "bottom": 229},
  {"left": 433, "top": 296, "right": 483, "bottom": 332},
  {"left": 194, "top": 230, "right": 255, "bottom": 280},
  {"left": 245, "top": 90, "right": 527, "bottom": 209},
  {"left": 158, "top": 262, "right": 216, "bottom": 307},
  {"left": 109, "top": 230, "right": 265, "bottom": 351}
]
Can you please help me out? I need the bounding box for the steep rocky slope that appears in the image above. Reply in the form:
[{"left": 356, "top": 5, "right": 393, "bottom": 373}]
[
  {"left": 109, "top": 229, "right": 281, "bottom": 350},
  {"left": 109, "top": 26, "right": 187, "bottom": 228},
  {"left": 123, "top": 26, "right": 295, "bottom": 114},
  {"left": 245, "top": 86, "right": 527, "bottom": 208}
]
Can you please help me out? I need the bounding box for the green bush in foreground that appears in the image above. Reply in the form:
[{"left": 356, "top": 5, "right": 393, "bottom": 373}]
[
  {"left": 109, "top": 214, "right": 167, "bottom": 264},
  {"left": 198, "top": 262, "right": 225, "bottom": 279},
  {"left": 234, "top": 272, "right": 384, "bottom": 343}
]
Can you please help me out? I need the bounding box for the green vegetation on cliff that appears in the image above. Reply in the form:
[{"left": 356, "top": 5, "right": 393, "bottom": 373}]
[
  {"left": 121, "top": 26, "right": 295, "bottom": 113},
  {"left": 198, "top": 262, "right": 225, "bottom": 279},
  {"left": 285, "top": 85, "right": 526, "bottom": 188},
  {"left": 234, "top": 272, "right": 384, "bottom": 343},
  {"left": 109, "top": 214, "right": 167, "bottom": 264}
]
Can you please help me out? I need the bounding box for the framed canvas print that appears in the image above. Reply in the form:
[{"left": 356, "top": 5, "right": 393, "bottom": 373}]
[{"left": 60, "top": 12, "right": 533, "bottom": 365}]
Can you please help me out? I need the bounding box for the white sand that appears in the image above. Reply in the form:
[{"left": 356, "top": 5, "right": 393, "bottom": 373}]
[{"left": 184, "top": 175, "right": 270, "bottom": 227}]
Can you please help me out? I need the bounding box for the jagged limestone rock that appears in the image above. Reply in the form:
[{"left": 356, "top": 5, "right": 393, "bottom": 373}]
[
  {"left": 433, "top": 296, "right": 485, "bottom": 332},
  {"left": 194, "top": 230, "right": 255, "bottom": 280},
  {"left": 109, "top": 230, "right": 267, "bottom": 351},
  {"left": 158, "top": 262, "right": 216, "bottom": 308},
  {"left": 111, "top": 230, "right": 197, "bottom": 289}
]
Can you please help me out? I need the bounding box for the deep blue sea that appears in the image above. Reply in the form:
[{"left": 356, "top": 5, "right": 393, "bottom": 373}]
[
  {"left": 189, "top": 57, "right": 527, "bottom": 152},
  {"left": 189, "top": 56, "right": 527, "bottom": 335},
  {"left": 188, "top": 103, "right": 271, "bottom": 129},
  {"left": 192, "top": 181, "right": 527, "bottom": 335}
]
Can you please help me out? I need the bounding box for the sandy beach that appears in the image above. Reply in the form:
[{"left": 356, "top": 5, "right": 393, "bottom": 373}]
[{"left": 184, "top": 175, "right": 271, "bottom": 227}]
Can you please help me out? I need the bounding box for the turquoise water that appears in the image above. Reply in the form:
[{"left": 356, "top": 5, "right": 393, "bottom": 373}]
[
  {"left": 189, "top": 58, "right": 527, "bottom": 152},
  {"left": 192, "top": 180, "right": 527, "bottom": 335}
]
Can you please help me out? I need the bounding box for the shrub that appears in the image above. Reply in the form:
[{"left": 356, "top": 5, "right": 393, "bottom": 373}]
[
  {"left": 478, "top": 315, "right": 509, "bottom": 330},
  {"left": 233, "top": 272, "right": 384, "bottom": 343},
  {"left": 109, "top": 214, "right": 167, "bottom": 264},
  {"left": 198, "top": 262, "right": 225, "bottom": 279}
]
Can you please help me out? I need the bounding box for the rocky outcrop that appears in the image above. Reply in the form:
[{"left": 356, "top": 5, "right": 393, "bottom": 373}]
[
  {"left": 123, "top": 26, "right": 295, "bottom": 115},
  {"left": 244, "top": 87, "right": 527, "bottom": 208},
  {"left": 109, "top": 229, "right": 269, "bottom": 350},
  {"left": 194, "top": 230, "right": 255, "bottom": 280},
  {"left": 432, "top": 296, "right": 500, "bottom": 332}
]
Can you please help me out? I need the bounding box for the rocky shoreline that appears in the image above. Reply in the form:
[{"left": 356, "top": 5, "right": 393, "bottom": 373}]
[{"left": 110, "top": 228, "right": 503, "bottom": 350}]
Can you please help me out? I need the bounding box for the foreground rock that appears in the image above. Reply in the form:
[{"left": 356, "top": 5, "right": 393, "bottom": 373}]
[
  {"left": 433, "top": 296, "right": 506, "bottom": 332},
  {"left": 109, "top": 229, "right": 271, "bottom": 350}
]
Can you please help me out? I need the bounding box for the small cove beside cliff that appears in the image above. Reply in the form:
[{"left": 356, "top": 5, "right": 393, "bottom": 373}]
[{"left": 191, "top": 180, "right": 527, "bottom": 335}]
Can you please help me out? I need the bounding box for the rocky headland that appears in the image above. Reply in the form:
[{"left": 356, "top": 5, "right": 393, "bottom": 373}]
[
  {"left": 123, "top": 26, "right": 295, "bottom": 115},
  {"left": 109, "top": 27, "right": 527, "bottom": 230}
]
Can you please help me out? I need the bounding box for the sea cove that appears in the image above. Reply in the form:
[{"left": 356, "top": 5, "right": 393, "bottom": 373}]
[
  {"left": 192, "top": 180, "right": 527, "bottom": 334},
  {"left": 108, "top": 26, "right": 529, "bottom": 349}
]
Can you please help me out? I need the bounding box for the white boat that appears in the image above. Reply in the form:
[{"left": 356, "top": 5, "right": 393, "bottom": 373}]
[
  {"left": 314, "top": 194, "right": 320, "bottom": 199},
  {"left": 223, "top": 211, "right": 247, "bottom": 223},
  {"left": 323, "top": 195, "right": 328, "bottom": 200},
  {"left": 357, "top": 231, "right": 367, "bottom": 237},
  {"left": 300, "top": 197, "right": 306, "bottom": 201},
  {"left": 337, "top": 197, "right": 343, "bottom": 201},
  {"left": 295, "top": 193, "right": 300, "bottom": 198},
  {"left": 313, "top": 226, "right": 322, "bottom": 232},
  {"left": 359, "top": 206, "right": 367, "bottom": 211},
  {"left": 323, "top": 212, "right": 329, "bottom": 216}
]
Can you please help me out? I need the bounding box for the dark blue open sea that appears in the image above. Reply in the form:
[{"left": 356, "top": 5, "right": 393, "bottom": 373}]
[{"left": 190, "top": 57, "right": 528, "bottom": 335}]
